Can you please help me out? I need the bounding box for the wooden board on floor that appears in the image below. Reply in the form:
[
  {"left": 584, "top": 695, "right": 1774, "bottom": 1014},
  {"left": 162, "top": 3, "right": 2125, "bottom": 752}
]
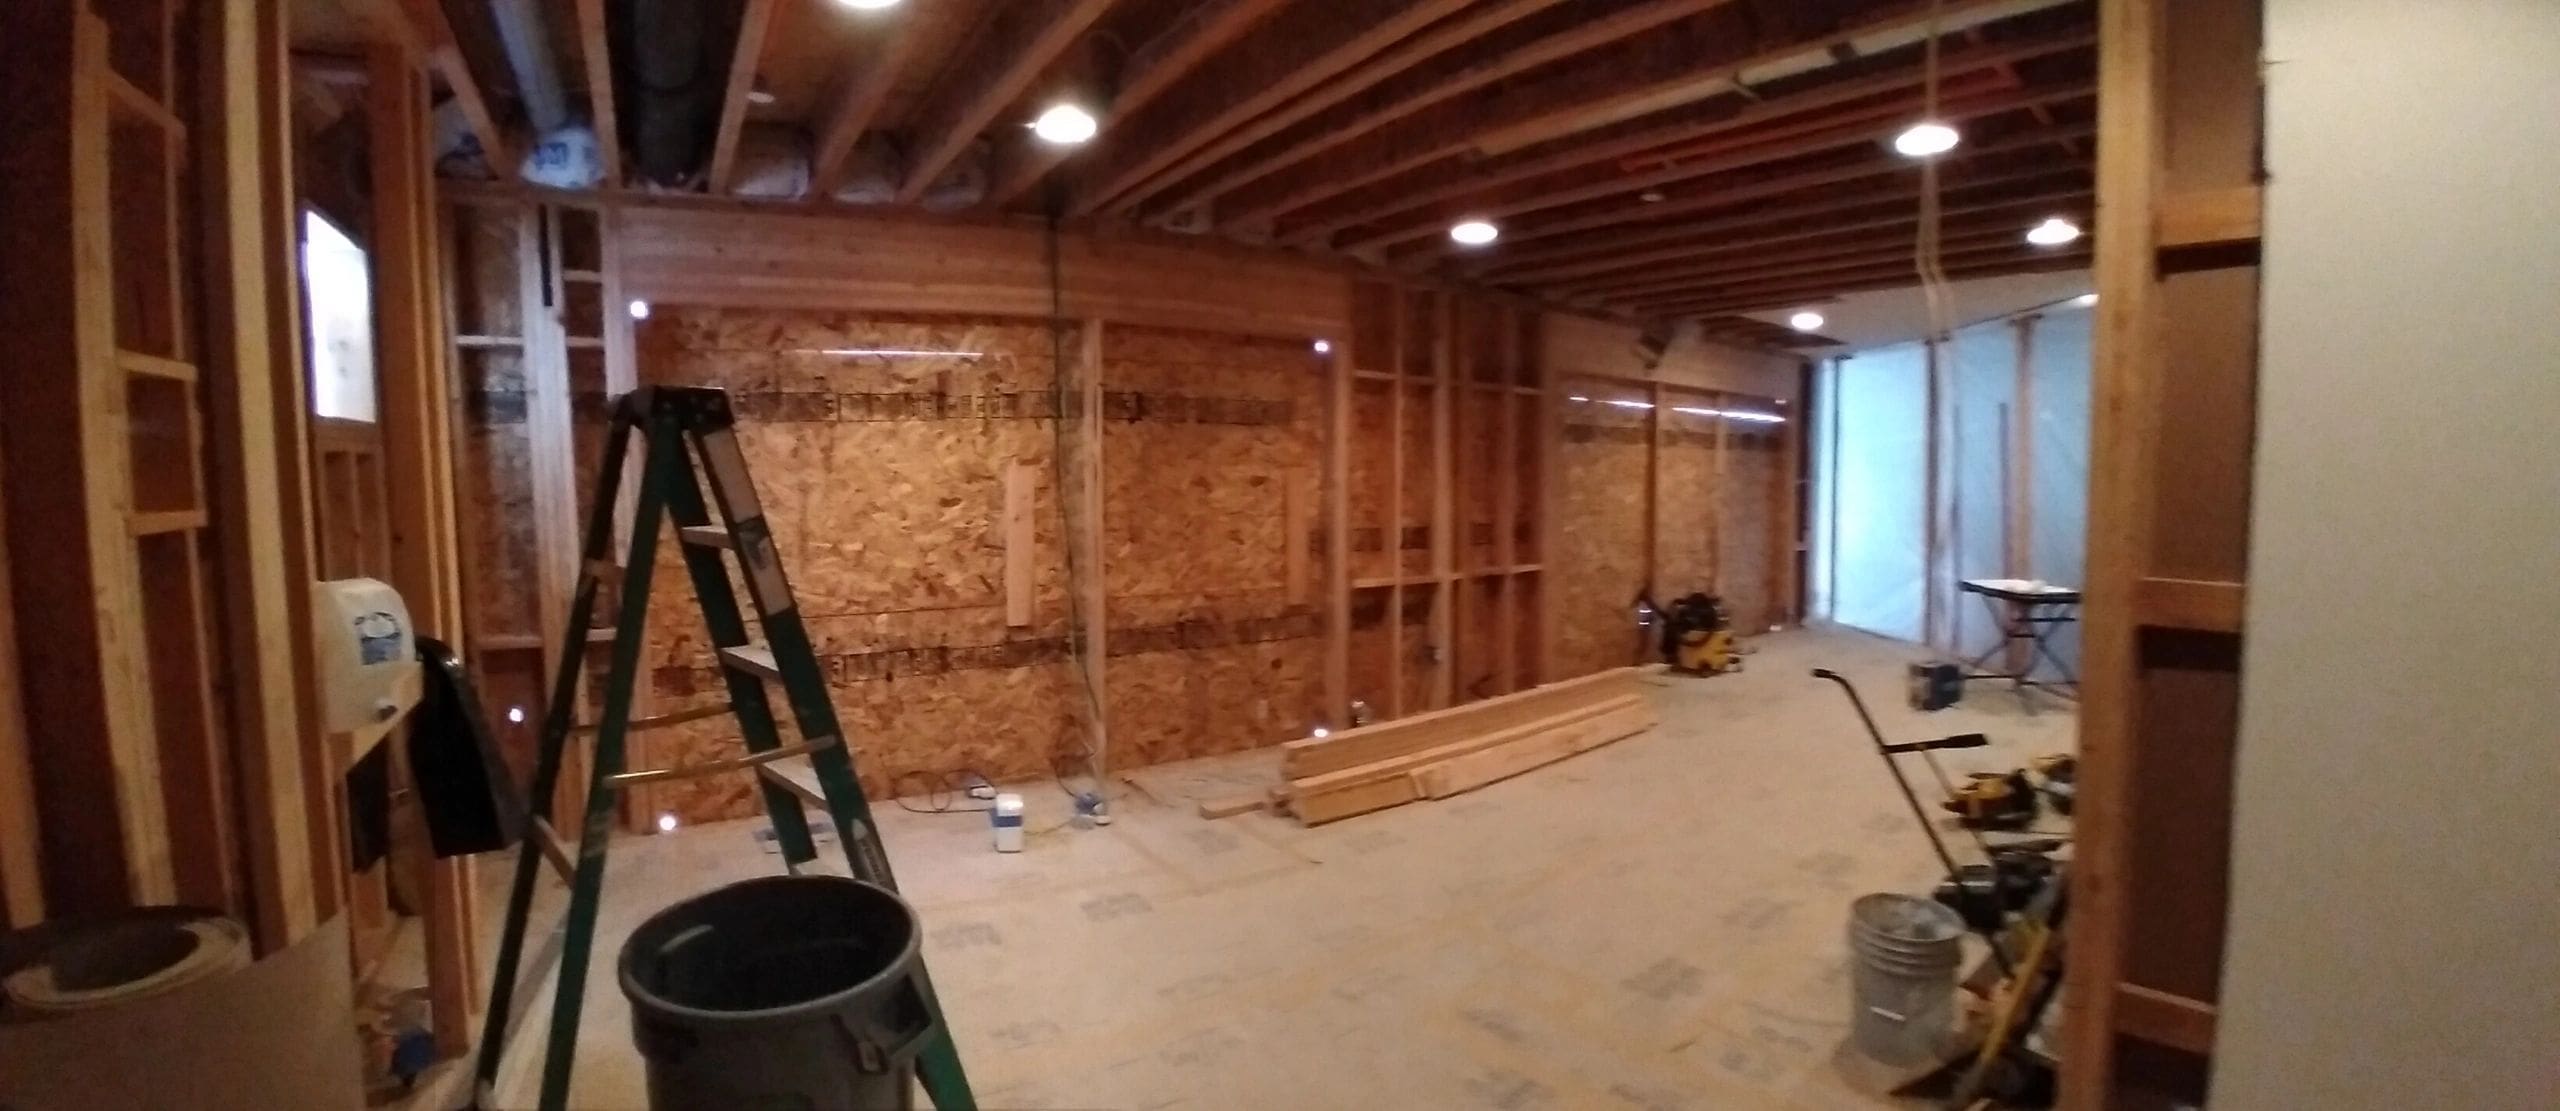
[
  {"left": 1287, "top": 774, "right": 1419, "bottom": 826},
  {"left": 1410, "top": 699, "right": 1655, "bottom": 799},
  {"left": 1289, "top": 693, "right": 1640, "bottom": 796},
  {"left": 1280, "top": 666, "right": 1637, "bottom": 779}
]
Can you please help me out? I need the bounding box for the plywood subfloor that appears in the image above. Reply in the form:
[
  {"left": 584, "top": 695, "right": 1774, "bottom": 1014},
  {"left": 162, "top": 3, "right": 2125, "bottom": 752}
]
[{"left": 484, "top": 627, "right": 2076, "bottom": 1109}]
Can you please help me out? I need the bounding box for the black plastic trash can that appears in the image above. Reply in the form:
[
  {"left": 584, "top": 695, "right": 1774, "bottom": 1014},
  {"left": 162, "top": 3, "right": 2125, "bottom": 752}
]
[{"left": 619, "top": 875, "right": 936, "bottom": 1111}]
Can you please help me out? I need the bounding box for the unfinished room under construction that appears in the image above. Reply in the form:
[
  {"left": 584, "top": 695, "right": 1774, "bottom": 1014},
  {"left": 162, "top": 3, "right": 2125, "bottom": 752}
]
[{"left": 1, "top": 1, "right": 2550, "bottom": 1109}]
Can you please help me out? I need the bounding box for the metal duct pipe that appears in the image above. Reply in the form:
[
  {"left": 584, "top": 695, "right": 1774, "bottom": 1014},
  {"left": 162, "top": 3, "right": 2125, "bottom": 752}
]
[
  {"left": 626, "top": 0, "right": 727, "bottom": 185},
  {"left": 489, "top": 0, "right": 569, "bottom": 134}
]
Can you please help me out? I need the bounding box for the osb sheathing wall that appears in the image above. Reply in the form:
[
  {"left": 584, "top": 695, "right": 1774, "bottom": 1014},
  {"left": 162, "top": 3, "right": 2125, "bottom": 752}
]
[
  {"left": 629, "top": 310, "right": 1321, "bottom": 822},
  {"left": 1554, "top": 381, "right": 1653, "bottom": 678},
  {"left": 1101, "top": 326, "right": 1324, "bottom": 775},
  {"left": 1546, "top": 321, "right": 1804, "bottom": 682}
]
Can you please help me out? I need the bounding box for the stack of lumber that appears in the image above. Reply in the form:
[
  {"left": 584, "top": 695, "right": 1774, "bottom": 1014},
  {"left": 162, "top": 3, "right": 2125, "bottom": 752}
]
[{"left": 1276, "top": 669, "right": 1655, "bottom": 826}]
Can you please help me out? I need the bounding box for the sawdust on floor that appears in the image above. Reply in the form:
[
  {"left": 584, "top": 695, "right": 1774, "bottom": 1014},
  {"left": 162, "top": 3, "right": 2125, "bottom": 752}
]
[{"left": 478, "top": 627, "right": 2077, "bottom": 1110}]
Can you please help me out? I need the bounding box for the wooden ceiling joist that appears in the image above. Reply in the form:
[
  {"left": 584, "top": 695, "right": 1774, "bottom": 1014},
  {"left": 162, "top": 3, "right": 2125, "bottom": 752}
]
[
  {"left": 896, "top": 0, "right": 1121, "bottom": 205},
  {"left": 1551, "top": 188, "right": 2092, "bottom": 296},
  {"left": 572, "top": 0, "right": 619, "bottom": 186},
  {"left": 1232, "top": 0, "right": 2063, "bottom": 238},
  {"left": 1110, "top": 0, "right": 1578, "bottom": 219},
  {"left": 1630, "top": 242, "right": 2071, "bottom": 315},
  {"left": 1474, "top": 0, "right": 2079, "bottom": 156},
  {"left": 705, "top": 0, "right": 779, "bottom": 193},
  {"left": 1065, "top": 0, "right": 1478, "bottom": 218},
  {"left": 354, "top": 0, "right": 515, "bottom": 174},
  {"left": 1156, "top": 0, "right": 1734, "bottom": 224},
  {"left": 1346, "top": 79, "right": 2093, "bottom": 254},
  {"left": 981, "top": 0, "right": 1291, "bottom": 210},
  {"left": 1260, "top": 34, "right": 2067, "bottom": 249},
  {"left": 808, "top": 12, "right": 922, "bottom": 197},
  {"left": 1595, "top": 224, "right": 2055, "bottom": 304},
  {"left": 1477, "top": 161, "right": 2088, "bottom": 282},
  {"left": 1473, "top": 118, "right": 2096, "bottom": 252},
  {"left": 1647, "top": 247, "right": 2092, "bottom": 317}
]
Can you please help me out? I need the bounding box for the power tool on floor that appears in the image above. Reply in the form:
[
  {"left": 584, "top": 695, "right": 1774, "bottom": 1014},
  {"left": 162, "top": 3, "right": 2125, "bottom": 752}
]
[
  {"left": 1944, "top": 769, "right": 2041, "bottom": 831},
  {"left": 1653, "top": 592, "right": 1741, "bottom": 675}
]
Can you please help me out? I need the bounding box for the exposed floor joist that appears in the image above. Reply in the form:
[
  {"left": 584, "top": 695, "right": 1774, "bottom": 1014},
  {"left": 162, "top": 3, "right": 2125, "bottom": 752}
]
[
  {"left": 982, "top": 0, "right": 1290, "bottom": 209},
  {"left": 897, "top": 0, "right": 1120, "bottom": 205},
  {"left": 434, "top": 0, "right": 2099, "bottom": 350}
]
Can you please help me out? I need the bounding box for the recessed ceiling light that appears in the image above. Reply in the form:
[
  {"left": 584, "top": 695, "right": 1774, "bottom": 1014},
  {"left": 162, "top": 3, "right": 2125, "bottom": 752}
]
[
  {"left": 1640, "top": 189, "right": 1666, "bottom": 203},
  {"left": 628, "top": 299, "right": 651, "bottom": 320},
  {"left": 746, "top": 84, "right": 776, "bottom": 106},
  {"left": 2074, "top": 292, "right": 2099, "bottom": 307},
  {"left": 1789, "top": 310, "right": 1826, "bottom": 332},
  {"left": 1893, "top": 121, "right": 1960, "bottom": 158},
  {"left": 656, "top": 812, "right": 680, "bottom": 833},
  {"left": 2026, "top": 216, "right": 2083, "bottom": 246},
  {"left": 835, "top": 0, "right": 902, "bottom": 10},
  {"left": 1031, "top": 103, "right": 1099, "bottom": 146},
  {"left": 1449, "top": 219, "right": 1500, "bottom": 247},
  {"left": 1312, "top": 339, "right": 1333, "bottom": 355}
]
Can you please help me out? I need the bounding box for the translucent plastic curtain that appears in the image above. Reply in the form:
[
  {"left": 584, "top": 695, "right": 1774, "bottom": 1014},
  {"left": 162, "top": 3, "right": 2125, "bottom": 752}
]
[
  {"left": 2028, "top": 307, "right": 2092, "bottom": 679},
  {"left": 1807, "top": 360, "right": 1839, "bottom": 620},
  {"left": 1946, "top": 321, "right": 2019, "bottom": 657},
  {"left": 1825, "top": 342, "right": 1930, "bottom": 642}
]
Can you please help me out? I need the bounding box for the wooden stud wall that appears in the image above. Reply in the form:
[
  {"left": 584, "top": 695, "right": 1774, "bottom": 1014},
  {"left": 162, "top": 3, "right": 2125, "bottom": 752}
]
[
  {"left": 1339, "top": 282, "right": 1545, "bottom": 727},
  {"left": 1, "top": 1, "right": 239, "bottom": 918},
  {"left": 0, "top": 0, "right": 447, "bottom": 997},
  {"left": 439, "top": 198, "right": 1803, "bottom": 816},
  {"left": 2064, "top": 0, "right": 2265, "bottom": 1105}
]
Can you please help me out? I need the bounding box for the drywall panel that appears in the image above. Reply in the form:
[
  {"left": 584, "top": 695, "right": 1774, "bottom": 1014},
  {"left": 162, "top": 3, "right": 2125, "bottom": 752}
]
[
  {"left": 1825, "top": 344, "right": 1928, "bottom": 643},
  {"left": 2219, "top": 5, "right": 2560, "bottom": 1109}
]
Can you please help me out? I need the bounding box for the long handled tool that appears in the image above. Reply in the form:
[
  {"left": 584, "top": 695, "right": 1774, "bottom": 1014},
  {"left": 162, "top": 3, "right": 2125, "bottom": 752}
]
[{"left": 1811, "top": 668, "right": 2013, "bottom": 976}]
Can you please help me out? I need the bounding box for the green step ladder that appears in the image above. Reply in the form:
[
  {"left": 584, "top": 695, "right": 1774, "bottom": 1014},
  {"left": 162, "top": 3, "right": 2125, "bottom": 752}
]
[{"left": 471, "top": 386, "right": 977, "bottom": 1111}]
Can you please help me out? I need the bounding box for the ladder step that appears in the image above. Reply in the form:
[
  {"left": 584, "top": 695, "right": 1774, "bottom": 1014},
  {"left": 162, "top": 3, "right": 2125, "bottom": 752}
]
[
  {"left": 569, "top": 701, "right": 733, "bottom": 737},
  {"left": 526, "top": 817, "right": 577, "bottom": 884},
  {"left": 678, "top": 524, "right": 732, "bottom": 549},
  {"left": 718, "top": 644, "right": 781, "bottom": 681},
  {"left": 757, "top": 760, "right": 825, "bottom": 807},
  {"left": 608, "top": 736, "right": 839, "bottom": 790}
]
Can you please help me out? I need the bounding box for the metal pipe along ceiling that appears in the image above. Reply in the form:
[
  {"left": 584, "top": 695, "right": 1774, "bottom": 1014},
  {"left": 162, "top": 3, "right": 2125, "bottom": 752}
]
[{"left": 626, "top": 0, "right": 729, "bottom": 185}]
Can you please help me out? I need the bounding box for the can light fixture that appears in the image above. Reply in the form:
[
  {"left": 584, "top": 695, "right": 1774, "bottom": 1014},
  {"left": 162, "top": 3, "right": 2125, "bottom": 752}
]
[
  {"left": 1449, "top": 219, "right": 1501, "bottom": 247},
  {"left": 2026, "top": 216, "right": 2084, "bottom": 247},
  {"left": 1789, "top": 310, "right": 1826, "bottom": 332},
  {"left": 1893, "top": 121, "right": 1960, "bottom": 158},
  {"left": 835, "top": 0, "right": 902, "bottom": 10},
  {"left": 628, "top": 299, "right": 651, "bottom": 320},
  {"left": 1032, "top": 103, "right": 1099, "bottom": 146}
]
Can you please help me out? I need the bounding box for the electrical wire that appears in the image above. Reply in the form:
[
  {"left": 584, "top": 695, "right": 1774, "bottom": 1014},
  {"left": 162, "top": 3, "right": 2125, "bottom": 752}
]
[
  {"left": 891, "top": 770, "right": 996, "bottom": 815},
  {"left": 1914, "top": 0, "right": 1956, "bottom": 345},
  {"left": 1042, "top": 201, "right": 1112, "bottom": 814}
]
